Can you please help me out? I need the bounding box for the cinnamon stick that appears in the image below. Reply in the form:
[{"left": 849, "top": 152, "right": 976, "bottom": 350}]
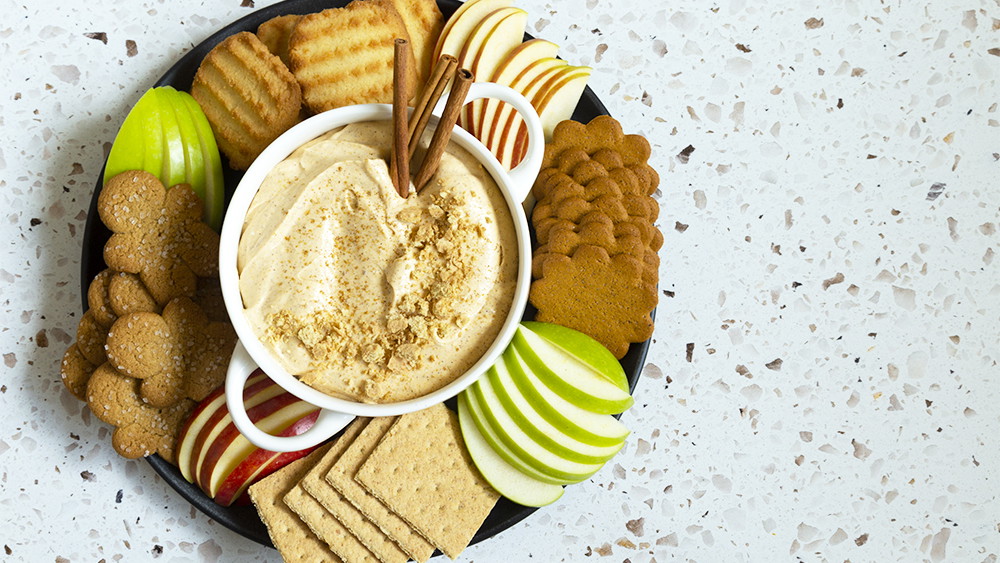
[
  {"left": 413, "top": 68, "right": 474, "bottom": 192},
  {"left": 408, "top": 54, "right": 458, "bottom": 160},
  {"left": 390, "top": 38, "right": 411, "bottom": 198}
]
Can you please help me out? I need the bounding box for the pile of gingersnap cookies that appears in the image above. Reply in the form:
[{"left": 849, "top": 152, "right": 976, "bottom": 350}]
[{"left": 61, "top": 171, "right": 236, "bottom": 463}]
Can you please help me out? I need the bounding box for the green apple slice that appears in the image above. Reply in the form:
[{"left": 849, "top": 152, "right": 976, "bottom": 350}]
[
  {"left": 105, "top": 88, "right": 164, "bottom": 184},
  {"left": 512, "top": 327, "right": 634, "bottom": 414},
  {"left": 505, "top": 347, "right": 629, "bottom": 446},
  {"left": 457, "top": 393, "right": 564, "bottom": 507},
  {"left": 488, "top": 356, "right": 624, "bottom": 464},
  {"left": 180, "top": 92, "right": 225, "bottom": 231},
  {"left": 151, "top": 87, "right": 188, "bottom": 188},
  {"left": 160, "top": 87, "right": 207, "bottom": 197},
  {"left": 520, "top": 321, "right": 629, "bottom": 392},
  {"left": 470, "top": 380, "right": 605, "bottom": 483},
  {"left": 462, "top": 387, "right": 575, "bottom": 485}
]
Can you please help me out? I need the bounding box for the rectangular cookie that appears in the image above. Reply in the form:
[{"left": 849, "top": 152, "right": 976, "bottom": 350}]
[
  {"left": 247, "top": 445, "right": 343, "bottom": 563},
  {"left": 283, "top": 418, "right": 384, "bottom": 563},
  {"left": 355, "top": 404, "right": 500, "bottom": 559},
  {"left": 324, "top": 416, "right": 437, "bottom": 563}
]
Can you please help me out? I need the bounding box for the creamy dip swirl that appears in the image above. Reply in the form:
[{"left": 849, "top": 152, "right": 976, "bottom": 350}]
[{"left": 238, "top": 121, "right": 517, "bottom": 403}]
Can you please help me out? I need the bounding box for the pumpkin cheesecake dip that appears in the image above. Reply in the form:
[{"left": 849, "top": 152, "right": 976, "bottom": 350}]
[{"left": 237, "top": 121, "right": 517, "bottom": 403}]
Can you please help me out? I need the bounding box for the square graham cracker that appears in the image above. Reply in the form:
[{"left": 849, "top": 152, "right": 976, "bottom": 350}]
[
  {"left": 284, "top": 418, "right": 386, "bottom": 563},
  {"left": 325, "top": 416, "right": 437, "bottom": 563},
  {"left": 248, "top": 444, "right": 344, "bottom": 563},
  {"left": 355, "top": 404, "right": 500, "bottom": 559},
  {"left": 293, "top": 418, "right": 409, "bottom": 563}
]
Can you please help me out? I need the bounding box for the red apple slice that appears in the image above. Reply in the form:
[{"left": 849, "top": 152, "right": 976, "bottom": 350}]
[
  {"left": 482, "top": 58, "right": 567, "bottom": 154},
  {"left": 176, "top": 370, "right": 269, "bottom": 482},
  {"left": 433, "top": 0, "right": 514, "bottom": 62},
  {"left": 456, "top": 7, "right": 528, "bottom": 136},
  {"left": 198, "top": 393, "right": 318, "bottom": 498},
  {"left": 488, "top": 61, "right": 576, "bottom": 165},
  {"left": 475, "top": 39, "right": 560, "bottom": 141},
  {"left": 507, "top": 68, "right": 592, "bottom": 167},
  {"left": 212, "top": 410, "right": 320, "bottom": 506},
  {"left": 189, "top": 376, "right": 287, "bottom": 490}
]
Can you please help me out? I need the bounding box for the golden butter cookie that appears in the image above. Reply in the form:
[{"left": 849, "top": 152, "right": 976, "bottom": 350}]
[
  {"left": 289, "top": 0, "right": 416, "bottom": 113},
  {"left": 256, "top": 14, "right": 302, "bottom": 68},
  {"left": 86, "top": 364, "right": 195, "bottom": 463},
  {"left": 192, "top": 31, "right": 302, "bottom": 170},
  {"left": 105, "top": 297, "right": 236, "bottom": 408},
  {"left": 99, "top": 171, "right": 219, "bottom": 307},
  {"left": 388, "top": 0, "right": 443, "bottom": 88}
]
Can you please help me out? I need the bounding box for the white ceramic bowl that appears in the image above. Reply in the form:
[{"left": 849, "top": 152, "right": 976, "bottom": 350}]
[{"left": 219, "top": 83, "right": 544, "bottom": 451}]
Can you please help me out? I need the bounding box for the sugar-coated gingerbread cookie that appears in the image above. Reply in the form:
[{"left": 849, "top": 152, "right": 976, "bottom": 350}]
[
  {"left": 99, "top": 170, "right": 219, "bottom": 307},
  {"left": 105, "top": 297, "right": 236, "bottom": 408},
  {"left": 86, "top": 364, "right": 194, "bottom": 463}
]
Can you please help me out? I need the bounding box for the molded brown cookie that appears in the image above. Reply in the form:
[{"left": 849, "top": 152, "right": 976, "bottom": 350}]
[
  {"left": 541, "top": 115, "right": 652, "bottom": 170},
  {"left": 99, "top": 171, "right": 219, "bottom": 306},
  {"left": 530, "top": 245, "right": 656, "bottom": 359},
  {"left": 105, "top": 297, "right": 236, "bottom": 407},
  {"left": 192, "top": 31, "right": 303, "bottom": 170},
  {"left": 540, "top": 219, "right": 644, "bottom": 260},
  {"left": 533, "top": 194, "right": 629, "bottom": 225},
  {"left": 86, "top": 364, "right": 194, "bottom": 463}
]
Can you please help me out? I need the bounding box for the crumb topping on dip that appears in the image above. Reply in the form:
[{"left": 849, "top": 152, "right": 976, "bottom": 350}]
[{"left": 238, "top": 121, "right": 517, "bottom": 403}]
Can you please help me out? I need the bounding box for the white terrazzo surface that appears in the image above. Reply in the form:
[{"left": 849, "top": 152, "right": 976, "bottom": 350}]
[{"left": 2, "top": 0, "right": 998, "bottom": 561}]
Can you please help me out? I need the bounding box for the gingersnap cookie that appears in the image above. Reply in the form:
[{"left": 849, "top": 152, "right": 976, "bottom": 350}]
[
  {"left": 104, "top": 296, "right": 236, "bottom": 408},
  {"left": 86, "top": 363, "right": 195, "bottom": 463},
  {"left": 99, "top": 170, "right": 219, "bottom": 306},
  {"left": 62, "top": 269, "right": 160, "bottom": 401},
  {"left": 530, "top": 245, "right": 656, "bottom": 359}
]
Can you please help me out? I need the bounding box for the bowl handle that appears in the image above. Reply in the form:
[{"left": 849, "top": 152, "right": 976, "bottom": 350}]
[
  {"left": 225, "top": 341, "right": 355, "bottom": 452},
  {"left": 438, "top": 82, "right": 544, "bottom": 203}
]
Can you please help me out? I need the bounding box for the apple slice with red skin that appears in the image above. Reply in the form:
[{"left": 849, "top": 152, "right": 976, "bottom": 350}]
[
  {"left": 212, "top": 409, "right": 320, "bottom": 506},
  {"left": 482, "top": 58, "right": 567, "bottom": 154},
  {"left": 197, "top": 391, "right": 316, "bottom": 497},
  {"left": 175, "top": 370, "right": 268, "bottom": 482},
  {"left": 456, "top": 7, "right": 528, "bottom": 136},
  {"left": 187, "top": 373, "right": 285, "bottom": 489},
  {"left": 490, "top": 64, "right": 583, "bottom": 167},
  {"left": 433, "top": 0, "right": 514, "bottom": 62},
  {"left": 506, "top": 68, "right": 592, "bottom": 167},
  {"left": 476, "top": 39, "right": 560, "bottom": 144}
]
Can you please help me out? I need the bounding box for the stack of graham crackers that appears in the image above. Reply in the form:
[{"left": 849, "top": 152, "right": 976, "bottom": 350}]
[{"left": 248, "top": 404, "right": 499, "bottom": 561}]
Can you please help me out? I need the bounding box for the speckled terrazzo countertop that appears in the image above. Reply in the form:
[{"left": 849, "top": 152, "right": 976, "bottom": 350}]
[{"left": 2, "top": 0, "right": 998, "bottom": 561}]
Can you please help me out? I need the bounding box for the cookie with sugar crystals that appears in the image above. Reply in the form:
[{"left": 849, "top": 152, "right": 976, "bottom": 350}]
[{"left": 85, "top": 364, "right": 195, "bottom": 463}]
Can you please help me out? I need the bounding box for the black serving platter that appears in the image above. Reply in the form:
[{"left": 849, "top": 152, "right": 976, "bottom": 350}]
[{"left": 79, "top": 0, "right": 651, "bottom": 551}]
